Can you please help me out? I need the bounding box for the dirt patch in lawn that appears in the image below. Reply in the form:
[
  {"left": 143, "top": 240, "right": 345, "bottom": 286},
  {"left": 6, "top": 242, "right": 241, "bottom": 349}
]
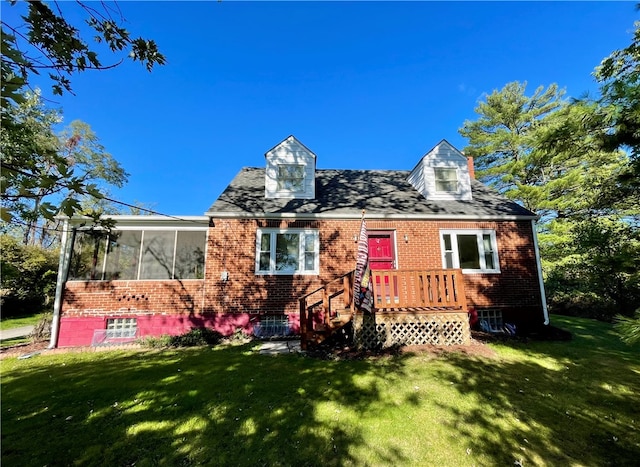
[{"left": 305, "top": 332, "right": 499, "bottom": 360}]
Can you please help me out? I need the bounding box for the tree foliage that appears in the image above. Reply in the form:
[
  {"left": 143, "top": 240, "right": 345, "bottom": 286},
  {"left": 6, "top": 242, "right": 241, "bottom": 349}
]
[
  {"left": 615, "top": 310, "right": 640, "bottom": 345},
  {"left": 1, "top": 0, "right": 165, "bottom": 109},
  {"left": 459, "top": 33, "right": 640, "bottom": 323},
  {"left": 0, "top": 233, "right": 58, "bottom": 317},
  {"left": 1, "top": 90, "right": 128, "bottom": 244},
  {"left": 0, "top": 1, "right": 163, "bottom": 229},
  {"left": 595, "top": 20, "right": 640, "bottom": 160},
  {"left": 459, "top": 82, "right": 627, "bottom": 220}
]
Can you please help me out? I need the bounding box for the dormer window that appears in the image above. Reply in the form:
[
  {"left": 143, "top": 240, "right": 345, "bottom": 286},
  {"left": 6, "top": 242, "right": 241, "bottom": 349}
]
[
  {"left": 434, "top": 167, "right": 458, "bottom": 192},
  {"left": 407, "top": 140, "right": 473, "bottom": 201},
  {"left": 277, "top": 164, "right": 304, "bottom": 192},
  {"left": 264, "top": 136, "right": 316, "bottom": 199}
]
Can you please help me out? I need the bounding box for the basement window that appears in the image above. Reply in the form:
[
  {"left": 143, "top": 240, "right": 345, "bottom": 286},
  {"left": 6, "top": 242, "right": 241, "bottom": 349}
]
[
  {"left": 106, "top": 318, "right": 138, "bottom": 338},
  {"left": 477, "top": 310, "right": 503, "bottom": 333}
]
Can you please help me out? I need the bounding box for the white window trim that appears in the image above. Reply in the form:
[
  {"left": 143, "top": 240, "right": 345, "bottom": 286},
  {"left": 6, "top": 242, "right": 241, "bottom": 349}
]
[
  {"left": 255, "top": 228, "right": 319, "bottom": 275},
  {"left": 440, "top": 229, "right": 501, "bottom": 274}
]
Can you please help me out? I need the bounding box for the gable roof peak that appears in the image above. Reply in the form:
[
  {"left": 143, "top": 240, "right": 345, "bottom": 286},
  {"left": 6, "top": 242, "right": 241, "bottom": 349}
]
[
  {"left": 423, "top": 139, "right": 465, "bottom": 160},
  {"left": 264, "top": 135, "right": 317, "bottom": 159}
]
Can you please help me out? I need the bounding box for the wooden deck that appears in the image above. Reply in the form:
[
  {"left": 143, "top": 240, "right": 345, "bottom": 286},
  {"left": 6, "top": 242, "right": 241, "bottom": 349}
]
[{"left": 299, "top": 269, "right": 469, "bottom": 349}]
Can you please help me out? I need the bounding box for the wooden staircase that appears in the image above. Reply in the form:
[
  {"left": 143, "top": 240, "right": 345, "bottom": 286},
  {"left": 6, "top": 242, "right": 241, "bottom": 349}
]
[{"left": 299, "top": 271, "right": 356, "bottom": 349}]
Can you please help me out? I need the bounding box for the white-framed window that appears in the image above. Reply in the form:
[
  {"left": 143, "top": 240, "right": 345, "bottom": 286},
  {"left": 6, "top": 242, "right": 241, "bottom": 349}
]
[
  {"left": 434, "top": 167, "right": 459, "bottom": 192},
  {"left": 69, "top": 229, "right": 206, "bottom": 281},
  {"left": 277, "top": 164, "right": 305, "bottom": 192},
  {"left": 440, "top": 229, "right": 500, "bottom": 273},
  {"left": 256, "top": 228, "right": 319, "bottom": 275}
]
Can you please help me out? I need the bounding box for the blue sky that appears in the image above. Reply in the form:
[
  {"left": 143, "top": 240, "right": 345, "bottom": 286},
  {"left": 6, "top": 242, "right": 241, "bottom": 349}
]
[{"left": 7, "top": 1, "right": 639, "bottom": 215}]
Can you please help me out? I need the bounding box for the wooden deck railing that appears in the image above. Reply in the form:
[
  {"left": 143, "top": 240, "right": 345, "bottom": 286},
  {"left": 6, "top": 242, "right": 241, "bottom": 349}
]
[
  {"left": 299, "top": 268, "right": 467, "bottom": 349},
  {"left": 370, "top": 269, "right": 467, "bottom": 311}
]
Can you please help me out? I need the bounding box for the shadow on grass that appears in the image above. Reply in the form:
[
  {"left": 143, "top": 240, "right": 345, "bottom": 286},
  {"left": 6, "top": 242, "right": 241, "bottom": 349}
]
[
  {"left": 2, "top": 315, "right": 639, "bottom": 466},
  {"left": 427, "top": 315, "right": 640, "bottom": 465},
  {"left": 1, "top": 343, "right": 413, "bottom": 466}
]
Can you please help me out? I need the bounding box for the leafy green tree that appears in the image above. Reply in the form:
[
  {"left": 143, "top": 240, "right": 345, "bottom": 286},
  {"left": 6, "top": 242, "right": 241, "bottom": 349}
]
[
  {"left": 459, "top": 82, "right": 566, "bottom": 211},
  {"left": 548, "top": 217, "right": 640, "bottom": 317},
  {"left": 459, "top": 82, "right": 627, "bottom": 220},
  {"left": 1, "top": 0, "right": 165, "bottom": 108},
  {"left": 0, "top": 234, "right": 58, "bottom": 317},
  {"left": 459, "top": 81, "right": 635, "bottom": 321},
  {"left": 1, "top": 1, "right": 163, "bottom": 225},
  {"left": 595, "top": 20, "right": 640, "bottom": 161},
  {"left": 1, "top": 90, "right": 128, "bottom": 244}
]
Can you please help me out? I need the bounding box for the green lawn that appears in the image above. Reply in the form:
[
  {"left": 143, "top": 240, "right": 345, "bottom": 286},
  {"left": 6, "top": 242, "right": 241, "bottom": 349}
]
[
  {"left": 0, "top": 313, "right": 42, "bottom": 347},
  {"left": 1, "top": 315, "right": 638, "bottom": 466},
  {"left": 0, "top": 312, "right": 43, "bottom": 331}
]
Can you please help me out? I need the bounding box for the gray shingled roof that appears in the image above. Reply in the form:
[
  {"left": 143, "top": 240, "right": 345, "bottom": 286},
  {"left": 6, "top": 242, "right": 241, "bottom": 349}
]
[{"left": 206, "top": 167, "right": 536, "bottom": 219}]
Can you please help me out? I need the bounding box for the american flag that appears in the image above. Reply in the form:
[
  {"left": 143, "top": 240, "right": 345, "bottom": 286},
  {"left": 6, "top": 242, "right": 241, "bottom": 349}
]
[{"left": 353, "top": 218, "right": 374, "bottom": 313}]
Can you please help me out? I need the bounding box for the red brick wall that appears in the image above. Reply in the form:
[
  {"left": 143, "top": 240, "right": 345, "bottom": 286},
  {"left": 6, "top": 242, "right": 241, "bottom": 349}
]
[
  {"left": 59, "top": 218, "right": 544, "bottom": 346},
  {"left": 205, "top": 218, "right": 544, "bottom": 318}
]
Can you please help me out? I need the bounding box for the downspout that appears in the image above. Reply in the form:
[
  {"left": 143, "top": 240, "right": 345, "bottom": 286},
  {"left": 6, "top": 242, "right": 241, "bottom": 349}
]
[
  {"left": 531, "top": 219, "right": 549, "bottom": 325},
  {"left": 48, "top": 219, "right": 75, "bottom": 349}
]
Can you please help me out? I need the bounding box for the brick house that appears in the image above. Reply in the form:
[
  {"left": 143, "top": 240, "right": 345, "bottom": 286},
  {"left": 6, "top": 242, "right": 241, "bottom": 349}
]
[{"left": 51, "top": 136, "right": 548, "bottom": 348}]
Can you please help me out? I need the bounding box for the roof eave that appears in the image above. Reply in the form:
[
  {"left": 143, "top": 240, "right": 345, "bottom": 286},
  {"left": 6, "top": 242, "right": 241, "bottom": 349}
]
[{"left": 204, "top": 211, "right": 539, "bottom": 221}]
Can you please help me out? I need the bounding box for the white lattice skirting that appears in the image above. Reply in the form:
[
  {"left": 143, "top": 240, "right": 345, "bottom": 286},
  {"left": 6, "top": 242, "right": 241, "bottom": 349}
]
[{"left": 353, "top": 312, "right": 471, "bottom": 349}]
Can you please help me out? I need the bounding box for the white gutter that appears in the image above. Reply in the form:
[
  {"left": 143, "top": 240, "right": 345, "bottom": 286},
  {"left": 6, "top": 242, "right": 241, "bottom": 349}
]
[
  {"left": 48, "top": 219, "right": 74, "bottom": 349},
  {"left": 531, "top": 219, "right": 550, "bottom": 325}
]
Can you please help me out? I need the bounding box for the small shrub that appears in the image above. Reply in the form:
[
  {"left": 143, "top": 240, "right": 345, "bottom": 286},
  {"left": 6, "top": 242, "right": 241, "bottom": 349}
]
[
  {"left": 139, "top": 334, "right": 173, "bottom": 348},
  {"left": 31, "top": 313, "right": 52, "bottom": 341},
  {"left": 139, "top": 328, "right": 224, "bottom": 349},
  {"left": 170, "top": 328, "right": 223, "bottom": 347}
]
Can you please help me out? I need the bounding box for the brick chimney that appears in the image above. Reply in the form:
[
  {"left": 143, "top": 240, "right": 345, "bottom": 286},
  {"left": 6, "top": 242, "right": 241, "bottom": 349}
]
[{"left": 467, "top": 156, "right": 475, "bottom": 180}]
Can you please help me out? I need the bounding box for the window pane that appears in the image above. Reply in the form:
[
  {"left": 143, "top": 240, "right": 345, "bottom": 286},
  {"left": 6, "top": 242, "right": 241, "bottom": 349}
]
[
  {"left": 259, "top": 252, "right": 271, "bottom": 271},
  {"left": 443, "top": 234, "right": 452, "bottom": 251},
  {"left": 260, "top": 233, "right": 271, "bottom": 251},
  {"left": 105, "top": 231, "right": 142, "bottom": 280},
  {"left": 304, "top": 252, "right": 315, "bottom": 271},
  {"left": 482, "top": 234, "right": 494, "bottom": 269},
  {"left": 174, "top": 231, "right": 206, "bottom": 279},
  {"left": 304, "top": 233, "right": 314, "bottom": 252},
  {"left": 435, "top": 168, "right": 458, "bottom": 192},
  {"left": 277, "top": 164, "right": 304, "bottom": 191},
  {"left": 140, "top": 231, "right": 175, "bottom": 279},
  {"left": 484, "top": 252, "right": 495, "bottom": 270},
  {"left": 258, "top": 233, "right": 271, "bottom": 271},
  {"left": 275, "top": 233, "right": 299, "bottom": 272},
  {"left": 457, "top": 234, "right": 480, "bottom": 269},
  {"left": 69, "top": 231, "right": 108, "bottom": 280},
  {"left": 106, "top": 318, "right": 137, "bottom": 338},
  {"left": 303, "top": 233, "right": 315, "bottom": 271},
  {"left": 444, "top": 252, "right": 454, "bottom": 269}
]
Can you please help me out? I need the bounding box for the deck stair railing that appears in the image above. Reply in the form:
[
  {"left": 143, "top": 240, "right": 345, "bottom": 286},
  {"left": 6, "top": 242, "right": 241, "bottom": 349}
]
[
  {"left": 299, "top": 268, "right": 468, "bottom": 350},
  {"left": 299, "top": 271, "right": 355, "bottom": 349}
]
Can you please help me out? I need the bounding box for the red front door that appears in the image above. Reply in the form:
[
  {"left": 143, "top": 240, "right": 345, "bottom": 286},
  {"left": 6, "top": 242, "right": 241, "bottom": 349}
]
[
  {"left": 368, "top": 231, "right": 396, "bottom": 305},
  {"left": 368, "top": 231, "right": 396, "bottom": 269}
]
